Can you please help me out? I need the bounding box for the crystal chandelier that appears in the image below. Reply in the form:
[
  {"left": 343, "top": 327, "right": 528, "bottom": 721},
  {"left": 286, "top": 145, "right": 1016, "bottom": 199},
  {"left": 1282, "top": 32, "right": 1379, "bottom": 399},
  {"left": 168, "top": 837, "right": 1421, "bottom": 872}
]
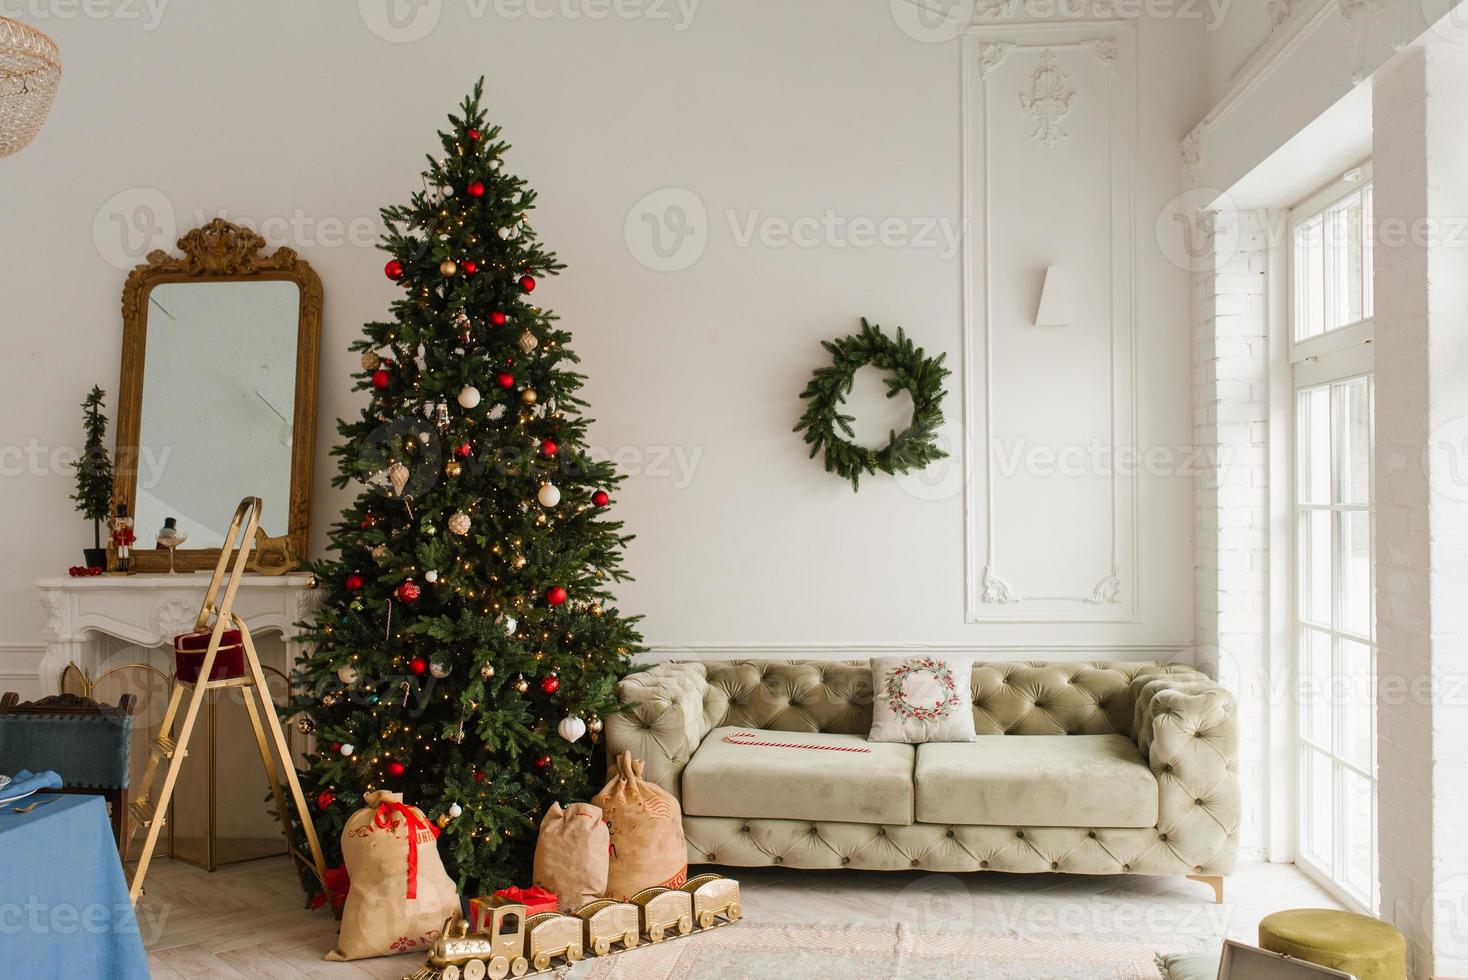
[{"left": 0, "top": 17, "right": 60, "bottom": 158}]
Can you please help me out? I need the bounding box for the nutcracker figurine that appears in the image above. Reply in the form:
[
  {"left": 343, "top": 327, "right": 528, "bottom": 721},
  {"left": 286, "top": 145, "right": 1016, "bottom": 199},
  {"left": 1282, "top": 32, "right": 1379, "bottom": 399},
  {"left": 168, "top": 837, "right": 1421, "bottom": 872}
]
[{"left": 110, "top": 502, "right": 136, "bottom": 573}]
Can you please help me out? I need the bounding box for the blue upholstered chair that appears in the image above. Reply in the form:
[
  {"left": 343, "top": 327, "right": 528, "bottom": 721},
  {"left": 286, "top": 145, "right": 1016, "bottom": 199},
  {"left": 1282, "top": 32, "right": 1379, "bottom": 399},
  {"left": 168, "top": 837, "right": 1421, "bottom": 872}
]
[{"left": 0, "top": 692, "right": 135, "bottom": 857}]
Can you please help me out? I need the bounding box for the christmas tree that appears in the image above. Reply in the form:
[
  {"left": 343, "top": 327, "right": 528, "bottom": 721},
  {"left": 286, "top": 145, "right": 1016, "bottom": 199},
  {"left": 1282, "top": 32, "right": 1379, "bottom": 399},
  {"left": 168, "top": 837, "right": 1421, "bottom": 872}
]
[{"left": 289, "top": 80, "right": 641, "bottom": 901}]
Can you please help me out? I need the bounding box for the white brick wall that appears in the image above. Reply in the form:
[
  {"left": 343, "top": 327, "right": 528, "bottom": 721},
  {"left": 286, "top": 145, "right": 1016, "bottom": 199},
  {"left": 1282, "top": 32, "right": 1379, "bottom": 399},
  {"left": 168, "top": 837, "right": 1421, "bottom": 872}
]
[
  {"left": 1193, "top": 207, "right": 1272, "bottom": 857},
  {"left": 1373, "top": 43, "right": 1468, "bottom": 979}
]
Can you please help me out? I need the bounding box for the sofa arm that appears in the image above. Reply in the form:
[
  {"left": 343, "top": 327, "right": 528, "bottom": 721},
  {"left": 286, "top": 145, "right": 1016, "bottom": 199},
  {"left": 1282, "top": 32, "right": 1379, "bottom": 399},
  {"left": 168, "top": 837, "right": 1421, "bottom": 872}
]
[
  {"left": 604, "top": 662, "right": 713, "bottom": 798},
  {"left": 1133, "top": 674, "right": 1240, "bottom": 874}
]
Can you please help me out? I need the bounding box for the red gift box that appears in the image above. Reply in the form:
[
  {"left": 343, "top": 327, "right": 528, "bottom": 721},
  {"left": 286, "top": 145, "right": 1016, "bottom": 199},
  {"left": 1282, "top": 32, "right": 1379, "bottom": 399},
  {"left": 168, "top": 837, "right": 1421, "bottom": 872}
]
[
  {"left": 472, "top": 886, "right": 558, "bottom": 927},
  {"left": 173, "top": 628, "right": 246, "bottom": 683}
]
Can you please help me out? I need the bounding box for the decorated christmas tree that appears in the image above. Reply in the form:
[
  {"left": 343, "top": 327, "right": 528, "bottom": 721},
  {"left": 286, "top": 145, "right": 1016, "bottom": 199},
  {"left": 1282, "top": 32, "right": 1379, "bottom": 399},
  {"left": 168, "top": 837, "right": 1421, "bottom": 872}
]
[{"left": 289, "top": 80, "right": 641, "bottom": 901}]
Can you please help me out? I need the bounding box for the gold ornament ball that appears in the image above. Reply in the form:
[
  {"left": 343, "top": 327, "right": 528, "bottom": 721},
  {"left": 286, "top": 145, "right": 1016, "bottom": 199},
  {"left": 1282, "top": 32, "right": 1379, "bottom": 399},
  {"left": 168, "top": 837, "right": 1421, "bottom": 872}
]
[
  {"left": 440, "top": 259, "right": 458, "bottom": 277},
  {"left": 587, "top": 716, "right": 603, "bottom": 734},
  {"left": 322, "top": 691, "right": 342, "bottom": 708},
  {"left": 296, "top": 717, "right": 315, "bottom": 735},
  {"left": 445, "top": 460, "right": 462, "bottom": 477},
  {"left": 480, "top": 664, "right": 496, "bottom": 679},
  {"left": 589, "top": 602, "right": 604, "bottom": 617},
  {"left": 436, "top": 813, "right": 451, "bottom": 829},
  {"left": 512, "top": 555, "right": 527, "bottom": 569},
  {"left": 513, "top": 677, "right": 529, "bottom": 693},
  {"left": 520, "top": 388, "right": 538, "bottom": 406},
  {"left": 360, "top": 351, "right": 381, "bottom": 371}
]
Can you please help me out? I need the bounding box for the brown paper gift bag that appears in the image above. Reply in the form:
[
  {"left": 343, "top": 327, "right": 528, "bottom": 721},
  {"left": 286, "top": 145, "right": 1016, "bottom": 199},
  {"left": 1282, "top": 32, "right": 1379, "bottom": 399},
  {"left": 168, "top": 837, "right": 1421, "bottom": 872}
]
[
  {"left": 326, "top": 790, "right": 460, "bottom": 961},
  {"left": 592, "top": 752, "right": 687, "bottom": 900},
  {"left": 533, "top": 802, "right": 611, "bottom": 911}
]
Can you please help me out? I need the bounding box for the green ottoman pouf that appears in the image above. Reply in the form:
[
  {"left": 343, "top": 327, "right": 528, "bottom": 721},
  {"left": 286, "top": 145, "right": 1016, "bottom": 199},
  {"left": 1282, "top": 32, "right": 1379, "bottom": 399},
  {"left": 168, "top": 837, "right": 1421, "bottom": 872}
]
[{"left": 1258, "top": 909, "right": 1406, "bottom": 980}]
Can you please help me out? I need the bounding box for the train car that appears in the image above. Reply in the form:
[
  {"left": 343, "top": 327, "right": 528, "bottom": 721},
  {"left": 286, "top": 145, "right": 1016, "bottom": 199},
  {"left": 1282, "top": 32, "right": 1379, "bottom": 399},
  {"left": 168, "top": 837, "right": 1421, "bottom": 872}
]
[
  {"left": 575, "top": 899, "right": 641, "bottom": 956},
  {"left": 523, "top": 911, "right": 583, "bottom": 972},
  {"left": 628, "top": 886, "right": 694, "bottom": 943},
  {"left": 408, "top": 906, "right": 528, "bottom": 980},
  {"left": 682, "top": 874, "right": 743, "bottom": 929}
]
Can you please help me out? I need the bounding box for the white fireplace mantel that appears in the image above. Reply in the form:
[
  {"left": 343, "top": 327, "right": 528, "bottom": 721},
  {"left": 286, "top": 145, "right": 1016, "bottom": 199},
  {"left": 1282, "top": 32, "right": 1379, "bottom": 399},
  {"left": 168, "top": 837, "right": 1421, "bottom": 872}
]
[{"left": 35, "top": 573, "right": 319, "bottom": 693}]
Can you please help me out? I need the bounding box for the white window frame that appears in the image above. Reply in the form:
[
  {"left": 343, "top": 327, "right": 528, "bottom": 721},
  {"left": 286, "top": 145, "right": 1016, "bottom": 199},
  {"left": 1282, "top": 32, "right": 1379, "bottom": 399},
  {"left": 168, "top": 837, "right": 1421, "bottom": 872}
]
[{"left": 1286, "top": 163, "right": 1377, "bottom": 915}]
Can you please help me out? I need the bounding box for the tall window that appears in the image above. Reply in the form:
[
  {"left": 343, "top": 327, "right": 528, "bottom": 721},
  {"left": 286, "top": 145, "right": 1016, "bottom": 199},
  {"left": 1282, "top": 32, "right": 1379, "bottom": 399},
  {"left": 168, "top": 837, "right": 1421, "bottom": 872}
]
[{"left": 1290, "top": 165, "right": 1375, "bottom": 912}]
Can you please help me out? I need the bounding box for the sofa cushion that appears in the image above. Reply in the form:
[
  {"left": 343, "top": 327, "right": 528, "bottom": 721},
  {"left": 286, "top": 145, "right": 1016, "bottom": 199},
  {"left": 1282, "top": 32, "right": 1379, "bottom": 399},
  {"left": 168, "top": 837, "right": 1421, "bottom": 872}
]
[
  {"left": 914, "top": 735, "right": 1158, "bottom": 829},
  {"left": 682, "top": 727, "right": 915, "bottom": 826}
]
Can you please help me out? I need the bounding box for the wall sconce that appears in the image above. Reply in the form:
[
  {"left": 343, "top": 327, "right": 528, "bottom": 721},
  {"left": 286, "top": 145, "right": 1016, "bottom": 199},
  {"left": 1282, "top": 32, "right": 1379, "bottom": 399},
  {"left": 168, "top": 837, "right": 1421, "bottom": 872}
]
[{"left": 1034, "top": 265, "right": 1070, "bottom": 327}]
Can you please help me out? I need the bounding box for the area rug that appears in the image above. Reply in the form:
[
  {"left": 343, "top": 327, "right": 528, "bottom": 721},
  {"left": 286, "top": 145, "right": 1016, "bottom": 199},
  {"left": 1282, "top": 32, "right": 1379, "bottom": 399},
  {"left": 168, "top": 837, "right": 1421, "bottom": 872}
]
[{"left": 574, "top": 922, "right": 1173, "bottom": 979}]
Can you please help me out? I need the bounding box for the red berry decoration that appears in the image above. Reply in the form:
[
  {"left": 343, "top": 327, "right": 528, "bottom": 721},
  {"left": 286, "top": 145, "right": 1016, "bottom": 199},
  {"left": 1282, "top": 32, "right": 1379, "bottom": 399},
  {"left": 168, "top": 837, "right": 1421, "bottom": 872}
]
[
  {"left": 496, "top": 372, "right": 515, "bottom": 389},
  {"left": 467, "top": 181, "right": 485, "bottom": 198},
  {"left": 533, "top": 755, "right": 552, "bottom": 770},
  {"left": 468, "top": 128, "right": 480, "bottom": 141},
  {"left": 490, "top": 310, "right": 507, "bottom": 326},
  {"left": 360, "top": 513, "right": 376, "bottom": 529},
  {"left": 592, "top": 490, "right": 610, "bottom": 507},
  {"left": 345, "top": 573, "right": 365, "bottom": 592},
  {"left": 540, "top": 674, "right": 560, "bottom": 695},
  {"left": 387, "top": 761, "right": 407, "bottom": 777},
  {"left": 455, "top": 442, "right": 472, "bottom": 458},
  {"left": 461, "top": 259, "right": 478, "bottom": 275},
  {"left": 396, "top": 580, "right": 421, "bottom": 603},
  {"left": 410, "top": 656, "right": 429, "bottom": 675},
  {"left": 546, "top": 586, "right": 568, "bottom": 607},
  {"left": 317, "top": 790, "right": 336, "bottom": 809},
  {"left": 370, "top": 369, "right": 390, "bottom": 390},
  {"left": 519, "top": 274, "right": 536, "bottom": 293},
  {"left": 384, "top": 259, "right": 404, "bottom": 281},
  {"left": 539, "top": 439, "right": 558, "bottom": 457}
]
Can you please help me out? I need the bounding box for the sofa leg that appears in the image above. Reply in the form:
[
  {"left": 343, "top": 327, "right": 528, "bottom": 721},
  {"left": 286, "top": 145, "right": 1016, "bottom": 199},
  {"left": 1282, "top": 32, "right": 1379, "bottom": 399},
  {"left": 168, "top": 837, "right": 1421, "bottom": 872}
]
[{"left": 1186, "top": 874, "right": 1224, "bottom": 904}]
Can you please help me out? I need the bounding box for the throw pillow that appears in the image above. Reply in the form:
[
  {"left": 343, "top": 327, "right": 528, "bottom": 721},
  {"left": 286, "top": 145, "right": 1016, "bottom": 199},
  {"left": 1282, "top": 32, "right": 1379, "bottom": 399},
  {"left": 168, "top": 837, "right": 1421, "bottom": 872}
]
[
  {"left": 1155, "top": 951, "right": 1222, "bottom": 979},
  {"left": 868, "top": 656, "right": 977, "bottom": 743}
]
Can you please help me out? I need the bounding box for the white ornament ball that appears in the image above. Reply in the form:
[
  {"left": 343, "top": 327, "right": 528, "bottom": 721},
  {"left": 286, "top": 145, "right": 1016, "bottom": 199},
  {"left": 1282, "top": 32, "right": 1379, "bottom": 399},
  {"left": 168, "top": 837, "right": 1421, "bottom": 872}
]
[
  {"left": 537, "top": 483, "right": 562, "bottom": 508},
  {"left": 447, "top": 511, "right": 471, "bottom": 536},
  {"left": 339, "top": 743, "right": 355, "bottom": 757},
  {"left": 448, "top": 803, "right": 463, "bottom": 818},
  {"left": 337, "top": 665, "right": 359, "bottom": 685},
  {"left": 502, "top": 615, "right": 518, "bottom": 636},
  {"left": 418, "top": 431, "right": 431, "bottom": 444},
  {"left": 457, "top": 385, "right": 482, "bottom": 409},
  {"left": 441, "top": 185, "right": 454, "bottom": 197},
  {"left": 429, "top": 658, "right": 450, "bottom": 679},
  {"left": 558, "top": 716, "right": 587, "bottom": 743},
  {"left": 424, "top": 569, "right": 439, "bottom": 583},
  {"left": 497, "top": 227, "right": 512, "bottom": 240}
]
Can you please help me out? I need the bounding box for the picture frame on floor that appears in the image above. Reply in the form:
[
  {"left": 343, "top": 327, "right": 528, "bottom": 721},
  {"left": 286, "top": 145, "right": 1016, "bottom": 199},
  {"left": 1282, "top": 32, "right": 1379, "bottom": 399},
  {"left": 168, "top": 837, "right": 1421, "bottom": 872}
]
[{"left": 1217, "top": 940, "right": 1355, "bottom": 979}]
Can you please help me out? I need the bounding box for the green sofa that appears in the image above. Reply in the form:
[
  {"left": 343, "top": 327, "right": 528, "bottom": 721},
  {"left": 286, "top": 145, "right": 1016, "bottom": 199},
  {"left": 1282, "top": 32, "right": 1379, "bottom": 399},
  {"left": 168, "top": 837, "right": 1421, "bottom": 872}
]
[{"left": 606, "top": 660, "right": 1238, "bottom": 900}]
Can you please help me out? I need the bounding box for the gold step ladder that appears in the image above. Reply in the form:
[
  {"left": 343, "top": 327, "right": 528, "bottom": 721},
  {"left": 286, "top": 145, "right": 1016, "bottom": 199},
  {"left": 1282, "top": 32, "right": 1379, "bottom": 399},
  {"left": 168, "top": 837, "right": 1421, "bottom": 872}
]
[{"left": 128, "top": 497, "right": 328, "bottom": 904}]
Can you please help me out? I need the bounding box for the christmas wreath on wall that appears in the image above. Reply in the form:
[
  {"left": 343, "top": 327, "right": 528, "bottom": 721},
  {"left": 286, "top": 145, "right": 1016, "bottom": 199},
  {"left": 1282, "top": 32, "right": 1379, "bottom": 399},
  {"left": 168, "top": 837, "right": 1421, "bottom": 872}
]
[{"left": 794, "top": 318, "right": 950, "bottom": 491}]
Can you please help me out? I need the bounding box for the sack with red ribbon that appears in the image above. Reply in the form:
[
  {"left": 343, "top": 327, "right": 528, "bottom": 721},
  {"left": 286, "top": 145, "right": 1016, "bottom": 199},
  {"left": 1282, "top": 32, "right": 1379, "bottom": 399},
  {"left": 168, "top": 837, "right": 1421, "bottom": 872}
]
[{"left": 325, "top": 790, "right": 459, "bottom": 962}]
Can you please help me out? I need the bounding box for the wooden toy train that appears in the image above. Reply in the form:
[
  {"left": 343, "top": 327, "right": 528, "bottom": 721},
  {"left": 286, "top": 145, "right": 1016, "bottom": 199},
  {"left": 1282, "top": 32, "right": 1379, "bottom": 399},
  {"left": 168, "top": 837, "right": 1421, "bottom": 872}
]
[{"left": 406, "top": 874, "right": 742, "bottom": 980}]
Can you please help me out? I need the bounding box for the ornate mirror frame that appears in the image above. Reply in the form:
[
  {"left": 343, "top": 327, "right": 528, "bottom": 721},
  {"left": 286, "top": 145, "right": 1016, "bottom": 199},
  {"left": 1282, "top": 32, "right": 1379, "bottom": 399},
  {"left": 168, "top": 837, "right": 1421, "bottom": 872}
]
[{"left": 114, "top": 219, "right": 322, "bottom": 573}]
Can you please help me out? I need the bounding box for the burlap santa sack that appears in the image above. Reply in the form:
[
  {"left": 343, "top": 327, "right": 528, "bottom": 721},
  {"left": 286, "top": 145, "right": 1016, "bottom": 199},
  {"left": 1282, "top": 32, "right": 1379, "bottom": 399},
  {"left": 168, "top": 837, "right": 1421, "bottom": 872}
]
[
  {"left": 533, "top": 802, "right": 610, "bottom": 911},
  {"left": 592, "top": 752, "right": 687, "bottom": 900},
  {"left": 325, "top": 790, "right": 459, "bottom": 961}
]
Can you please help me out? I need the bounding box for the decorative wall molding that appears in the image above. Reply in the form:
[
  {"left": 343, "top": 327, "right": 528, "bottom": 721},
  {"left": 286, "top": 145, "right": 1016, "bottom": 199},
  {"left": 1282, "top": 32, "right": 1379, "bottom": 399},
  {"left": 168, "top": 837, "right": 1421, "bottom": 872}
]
[
  {"left": 962, "top": 22, "right": 1140, "bottom": 623},
  {"left": 642, "top": 641, "right": 1194, "bottom": 663},
  {"left": 0, "top": 643, "right": 44, "bottom": 690}
]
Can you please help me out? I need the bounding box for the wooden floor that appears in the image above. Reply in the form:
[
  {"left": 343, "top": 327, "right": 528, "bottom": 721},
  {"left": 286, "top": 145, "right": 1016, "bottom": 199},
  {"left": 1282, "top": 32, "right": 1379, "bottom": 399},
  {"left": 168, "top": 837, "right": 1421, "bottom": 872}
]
[{"left": 140, "top": 856, "right": 1341, "bottom": 978}]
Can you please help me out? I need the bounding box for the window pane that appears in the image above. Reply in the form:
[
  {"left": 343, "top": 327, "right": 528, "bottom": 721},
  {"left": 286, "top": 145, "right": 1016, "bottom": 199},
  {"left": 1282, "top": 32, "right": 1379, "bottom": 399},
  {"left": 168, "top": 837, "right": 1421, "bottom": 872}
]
[
  {"left": 1301, "top": 628, "right": 1333, "bottom": 747},
  {"left": 1299, "top": 386, "right": 1331, "bottom": 505},
  {"left": 1325, "top": 191, "right": 1364, "bottom": 330},
  {"left": 1340, "top": 638, "right": 1373, "bottom": 771},
  {"left": 1338, "top": 510, "right": 1372, "bottom": 638},
  {"left": 1295, "top": 216, "right": 1325, "bottom": 341},
  {"left": 1342, "top": 765, "right": 1374, "bottom": 901},
  {"left": 1362, "top": 185, "right": 1374, "bottom": 320},
  {"left": 1303, "top": 748, "right": 1335, "bottom": 868},
  {"left": 1335, "top": 377, "right": 1371, "bottom": 506},
  {"left": 1300, "top": 509, "right": 1332, "bottom": 626}
]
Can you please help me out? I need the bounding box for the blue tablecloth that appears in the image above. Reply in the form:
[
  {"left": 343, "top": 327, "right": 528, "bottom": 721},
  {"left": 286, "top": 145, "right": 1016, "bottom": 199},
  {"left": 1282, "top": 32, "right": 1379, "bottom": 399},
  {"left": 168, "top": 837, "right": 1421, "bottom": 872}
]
[{"left": 0, "top": 793, "right": 150, "bottom": 979}]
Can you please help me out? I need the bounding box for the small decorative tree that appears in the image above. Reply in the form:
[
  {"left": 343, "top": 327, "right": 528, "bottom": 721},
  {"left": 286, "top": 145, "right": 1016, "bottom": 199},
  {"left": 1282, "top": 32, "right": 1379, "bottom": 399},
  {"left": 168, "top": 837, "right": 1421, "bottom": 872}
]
[{"left": 71, "top": 386, "right": 114, "bottom": 564}]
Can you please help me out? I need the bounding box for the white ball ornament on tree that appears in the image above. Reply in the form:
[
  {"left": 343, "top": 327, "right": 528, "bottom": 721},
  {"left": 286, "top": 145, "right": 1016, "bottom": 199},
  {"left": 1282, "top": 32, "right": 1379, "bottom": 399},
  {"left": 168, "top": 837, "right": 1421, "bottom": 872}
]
[
  {"left": 536, "top": 483, "right": 562, "bottom": 508},
  {"left": 557, "top": 716, "right": 587, "bottom": 743},
  {"left": 448, "top": 803, "right": 463, "bottom": 818},
  {"left": 424, "top": 569, "right": 439, "bottom": 583},
  {"left": 457, "top": 385, "right": 482, "bottom": 409},
  {"left": 502, "top": 615, "right": 517, "bottom": 636},
  {"left": 429, "top": 658, "right": 450, "bottom": 679},
  {"left": 337, "top": 665, "right": 359, "bottom": 685},
  {"left": 339, "top": 743, "right": 355, "bottom": 757}
]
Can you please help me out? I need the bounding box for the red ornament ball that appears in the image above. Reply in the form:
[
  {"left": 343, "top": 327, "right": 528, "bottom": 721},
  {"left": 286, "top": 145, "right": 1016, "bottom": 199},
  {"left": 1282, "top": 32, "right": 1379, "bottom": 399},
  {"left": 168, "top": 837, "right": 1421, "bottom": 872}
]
[
  {"left": 468, "top": 128, "right": 480, "bottom": 141},
  {"left": 360, "top": 513, "right": 376, "bottom": 529},
  {"left": 490, "top": 310, "right": 507, "bottom": 326},
  {"left": 345, "top": 573, "right": 365, "bottom": 592},
  {"left": 455, "top": 442, "right": 473, "bottom": 458},
  {"left": 466, "top": 181, "right": 485, "bottom": 198},
  {"left": 592, "top": 490, "right": 611, "bottom": 507},
  {"left": 409, "top": 656, "right": 429, "bottom": 675},
  {"left": 540, "top": 674, "right": 560, "bottom": 695},
  {"left": 496, "top": 372, "right": 515, "bottom": 389},
  {"left": 545, "top": 586, "right": 568, "bottom": 607},
  {"left": 317, "top": 790, "right": 336, "bottom": 809},
  {"left": 387, "top": 761, "right": 407, "bottom": 778},
  {"left": 519, "top": 274, "right": 536, "bottom": 293},
  {"left": 533, "top": 755, "right": 552, "bottom": 770},
  {"left": 330, "top": 742, "right": 342, "bottom": 753},
  {"left": 473, "top": 771, "right": 486, "bottom": 783},
  {"left": 384, "top": 259, "right": 404, "bottom": 281},
  {"left": 370, "top": 369, "right": 390, "bottom": 390},
  {"left": 539, "top": 439, "right": 558, "bottom": 457},
  {"left": 461, "top": 259, "right": 479, "bottom": 275},
  {"left": 396, "top": 580, "right": 421, "bottom": 603}
]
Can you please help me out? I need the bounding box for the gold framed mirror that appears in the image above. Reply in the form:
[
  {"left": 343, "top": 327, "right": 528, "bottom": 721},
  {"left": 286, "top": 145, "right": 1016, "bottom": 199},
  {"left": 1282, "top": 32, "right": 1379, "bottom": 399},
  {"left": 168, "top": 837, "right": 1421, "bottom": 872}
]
[{"left": 113, "top": 219, "right": 321, "bottom": 573}]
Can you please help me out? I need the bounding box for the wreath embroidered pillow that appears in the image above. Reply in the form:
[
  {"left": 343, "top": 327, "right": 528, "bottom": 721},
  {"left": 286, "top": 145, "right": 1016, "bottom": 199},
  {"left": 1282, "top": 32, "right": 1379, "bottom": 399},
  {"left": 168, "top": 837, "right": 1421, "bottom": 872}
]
[{"left": 868, "top": 656, "right": 977, "bottom": 743}]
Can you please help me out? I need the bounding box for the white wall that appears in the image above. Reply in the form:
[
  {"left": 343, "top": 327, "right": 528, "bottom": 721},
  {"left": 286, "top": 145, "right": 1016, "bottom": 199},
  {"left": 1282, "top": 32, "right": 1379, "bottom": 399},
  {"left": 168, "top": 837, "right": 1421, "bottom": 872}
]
[{"left": 1, "top": 1, "right": 1206, "bottom": 671}]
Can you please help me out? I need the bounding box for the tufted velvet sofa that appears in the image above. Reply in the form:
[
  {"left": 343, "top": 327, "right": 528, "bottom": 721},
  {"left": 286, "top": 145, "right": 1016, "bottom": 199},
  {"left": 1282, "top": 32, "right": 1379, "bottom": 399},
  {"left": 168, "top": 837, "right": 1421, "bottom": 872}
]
[{"left": 606, "top": 660, "right": 1238, "bottom": 901}]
